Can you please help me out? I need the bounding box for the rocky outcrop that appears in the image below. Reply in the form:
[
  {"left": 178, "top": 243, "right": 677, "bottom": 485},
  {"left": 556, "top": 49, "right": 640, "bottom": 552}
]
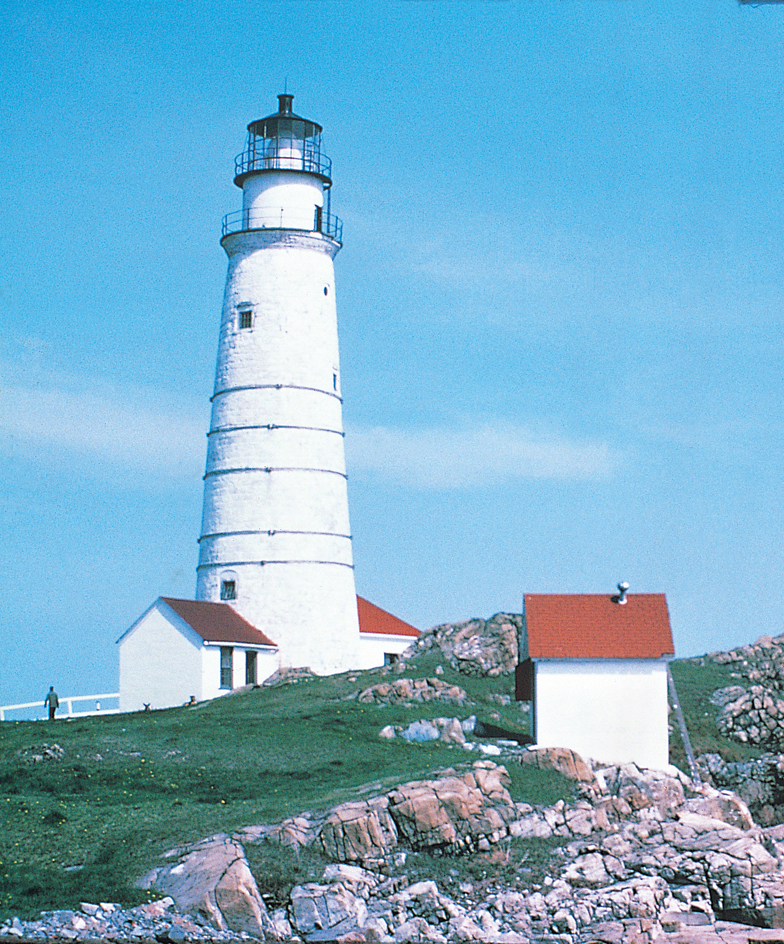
[
  {"left": 404, "top": 614, "right": 522, "bottom": 678},
  {"left": 699, "top": 752, "right": 784, "bottom": 825},
  {"left": 703, "top": 633, "right": 784, "bottom": 750},
  {"left": 380, "top": 716, "right": 474, "bottom": 745},
  {"left": 282, "top": 764, "right": 784, "bottom": 941},
  {"left": 8, "top": 749, "right": 784, "bottom": 943},
  {"left": 386, "top": 763, "right": 516, "bottom": 856},
  {"left": 319, "top": 760, "right": 516, "bottom": 862},
  {"left": 127, "top": 750, "right": 784, "bottom": 942},
  {"left": 17, "top": 741, "right": 65, "bottom": 763},
  {"left": 519, "top": 746, "right": 598, "bottom": 787},
  {"left": 319, "top": 795, "right": 400, "bottom": 862},
  {"left": 0, "top": 898, "right": 242, "bottom": 943},
  {"left": 357, "top": 677, "right": 469, "bottom": 706},
  {"left": 714, "top": 685, "right": 784, "bottom": 748}
]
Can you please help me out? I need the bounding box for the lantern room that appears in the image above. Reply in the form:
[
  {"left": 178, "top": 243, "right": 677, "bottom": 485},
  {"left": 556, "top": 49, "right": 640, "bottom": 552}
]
[
  {"left": 223, "top": 94, "right": 340, "bottom": 241},
  {"left": 234, "top": 93, "right": 332, "bottom": 186}
]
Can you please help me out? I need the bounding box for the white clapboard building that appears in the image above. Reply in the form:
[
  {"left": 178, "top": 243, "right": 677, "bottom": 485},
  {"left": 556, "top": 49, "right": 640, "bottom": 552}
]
[{"left": 118, "top": 595, "right": 419, "bottom": 712}]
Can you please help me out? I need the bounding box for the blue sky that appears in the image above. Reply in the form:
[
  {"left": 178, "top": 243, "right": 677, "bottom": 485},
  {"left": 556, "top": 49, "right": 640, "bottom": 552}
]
[{"left": 1, "top": 0, "right": 783, "bottom": 709}]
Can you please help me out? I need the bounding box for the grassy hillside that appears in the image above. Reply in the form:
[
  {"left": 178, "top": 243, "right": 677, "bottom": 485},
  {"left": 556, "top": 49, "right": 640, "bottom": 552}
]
[
  {"left": 0, "top": 655, "right": 569, "bottom": 921},
  {"left": 3, "top": 648, "right": 757, "bottom": 921}
]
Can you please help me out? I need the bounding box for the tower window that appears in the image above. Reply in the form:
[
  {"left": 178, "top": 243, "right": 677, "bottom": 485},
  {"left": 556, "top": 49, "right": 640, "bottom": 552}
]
[
  {"left": 324, "top": 286, "right": 329, "bottom": 296},
  {"left": 221, "top": 580, "right": 236, "bottom": 601},
  {"left": 220, "top": 647, "right": 233, "bottom": 689},
  {"left": 239, "top": 310, "right": 253, "bottom": 330},
  {"left": 333, "top": 372, "right": 337, "bottom": 391}
]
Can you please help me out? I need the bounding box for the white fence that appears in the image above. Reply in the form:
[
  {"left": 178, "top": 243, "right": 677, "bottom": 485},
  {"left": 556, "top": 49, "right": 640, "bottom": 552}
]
[{"left": 0, "top": 692, "right": 121, "bottom": 722}]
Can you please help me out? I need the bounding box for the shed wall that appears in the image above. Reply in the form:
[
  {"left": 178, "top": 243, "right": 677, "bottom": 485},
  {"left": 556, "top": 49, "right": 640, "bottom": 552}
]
[{"left": 535, "top": 659, "right": 669, "bottom": 770}]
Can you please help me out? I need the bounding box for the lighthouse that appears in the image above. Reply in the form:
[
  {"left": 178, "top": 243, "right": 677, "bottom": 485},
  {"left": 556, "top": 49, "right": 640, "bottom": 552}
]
[{"left": 195, "top": 93, "right": 360, "bottom": 675}]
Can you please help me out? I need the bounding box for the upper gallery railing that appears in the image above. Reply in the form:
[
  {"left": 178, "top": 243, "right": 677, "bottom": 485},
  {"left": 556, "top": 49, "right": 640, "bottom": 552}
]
[{"left": 234, "top": 148, "right": 333, "bottom": 183}]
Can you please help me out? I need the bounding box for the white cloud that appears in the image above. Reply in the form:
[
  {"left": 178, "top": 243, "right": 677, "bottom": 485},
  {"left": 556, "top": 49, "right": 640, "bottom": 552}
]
[
  {"left": 344, "top": 205, "right": 586, "bottom": 299},
  {"left": 0, "top": 379, "right": 206, "bottom": 481},
  {"left": 346, "top": 420, "right": 617, "bottom": 488},
  {"left": 1, "top": 369, "right": 616, "bottom": 491}
]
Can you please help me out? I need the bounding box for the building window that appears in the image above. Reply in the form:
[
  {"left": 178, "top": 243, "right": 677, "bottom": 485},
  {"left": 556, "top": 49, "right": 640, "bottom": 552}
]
[
  {"left": 221, "top": 580, "right": 236, "bottom": 601},
  {"left": 384, "top": 653, "right": 399, "bottom": 667},
  {"left": 239, "top": 310, "right": 253, "bottom": 330},
  {"left": 220, "top": 647, "right": 233, "bottom": 689},
  {"left": 246, "top": 651, "right": 257, "bottom": 686}
]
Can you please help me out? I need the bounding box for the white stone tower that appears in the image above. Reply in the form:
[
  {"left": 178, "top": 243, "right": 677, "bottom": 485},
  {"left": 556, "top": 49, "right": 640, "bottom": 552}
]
[{"left": 196, "top": 93, "right": 360, "bottom": 675}]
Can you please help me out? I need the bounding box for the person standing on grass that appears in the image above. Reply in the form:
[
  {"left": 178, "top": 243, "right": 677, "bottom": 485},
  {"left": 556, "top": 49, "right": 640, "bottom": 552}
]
[{"left": 44, "top": 686, "right": 59, "bottom": 721}]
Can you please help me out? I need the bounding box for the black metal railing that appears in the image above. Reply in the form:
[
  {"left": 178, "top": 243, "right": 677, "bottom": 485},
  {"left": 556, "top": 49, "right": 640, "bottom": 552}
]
[
  {"left": 221, "top": 207, "right": 343, "bottom": 243},
  {"left": 234, "top": 149, "right": 332, "bottom": 183}
]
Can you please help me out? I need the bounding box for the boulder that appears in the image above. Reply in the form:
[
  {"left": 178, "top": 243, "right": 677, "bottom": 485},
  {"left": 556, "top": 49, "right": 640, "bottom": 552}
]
[
  {"left": 137, "top": 834, "right": 271, "bottom": 936},
  {"left": 290, "top": 881, "right": 369, "bottom": 935},
  {"left": 358, "top": 677, "right": 469, "bottom": 706},
  {"left": 387, "top": 762, "right": 516, "bottom": 854},
  {"left": 318, "top": 761, "right": 516, "bottom": 862},
  {"left": 519, "top": 745, "right": 597, "bottom": 786}
]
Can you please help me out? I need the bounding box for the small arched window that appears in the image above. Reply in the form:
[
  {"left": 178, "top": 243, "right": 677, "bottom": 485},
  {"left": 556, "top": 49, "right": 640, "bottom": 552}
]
[{"left": 220, "top": 571, "right": 238, "bottom": 601}]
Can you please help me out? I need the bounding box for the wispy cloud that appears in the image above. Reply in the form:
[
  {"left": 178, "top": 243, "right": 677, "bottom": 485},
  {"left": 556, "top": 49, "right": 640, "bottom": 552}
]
[
  {"left": 344, "top": 205, "right": 588, "bottom": 301},
  {"left": 0, "top": 378, "right": 206, "bottom": 482},
  {"left": 346, "top": 420, "right": 617, "bottom": 488},
  {"left": 1, "top": 367, "right": 617, "bottom": 490}
]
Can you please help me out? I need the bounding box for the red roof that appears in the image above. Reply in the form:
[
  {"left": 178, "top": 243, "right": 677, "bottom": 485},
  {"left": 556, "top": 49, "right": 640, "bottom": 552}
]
[
  {"left": 524, "top": 593, "right": 674, "bottom": 660},
  {"left": 160, "top": 596, "right": 418, "bottom": 646},
  {"left": 357, "top": 596, "right": 420, "bottom": 638},
  {"left": 161, "top": 598, "right": 277, "bottom": 647}
]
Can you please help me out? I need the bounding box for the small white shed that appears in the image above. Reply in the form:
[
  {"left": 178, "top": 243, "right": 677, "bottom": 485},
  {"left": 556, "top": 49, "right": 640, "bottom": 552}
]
[
  {"left": 118, "top": 597, "right": 278, "bottom": 712},
  {"left": 519, "top": 592, "right": 675, "bottom": 770}
]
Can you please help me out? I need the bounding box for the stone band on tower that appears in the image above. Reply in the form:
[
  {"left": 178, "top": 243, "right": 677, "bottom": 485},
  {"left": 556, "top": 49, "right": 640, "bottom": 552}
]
[{"left": 196, "top": 94, "right": 360, "bottom": 674}]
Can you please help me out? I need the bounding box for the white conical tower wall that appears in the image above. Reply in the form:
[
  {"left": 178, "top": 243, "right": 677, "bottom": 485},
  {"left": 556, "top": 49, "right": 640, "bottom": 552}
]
[{"left": 196, "top": 223, "right": 360, "bottom": 675}]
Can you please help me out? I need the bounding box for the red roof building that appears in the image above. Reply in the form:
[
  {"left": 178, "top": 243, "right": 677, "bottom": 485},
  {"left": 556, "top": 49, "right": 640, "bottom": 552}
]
[
  {"left": 119, "top": 594, "right": 420, "bottom": 711},
  {"left": 520, "top": 589, "right": 674, "bottom": 770}
]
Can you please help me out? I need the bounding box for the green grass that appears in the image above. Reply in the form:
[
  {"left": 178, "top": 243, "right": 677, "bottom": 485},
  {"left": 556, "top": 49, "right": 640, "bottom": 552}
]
[
  {"left": 669, "top": 658, "right": 763, "bottom": 768},
  {"left": 0, "top": 662, "right": 568, "bottom": 920}
]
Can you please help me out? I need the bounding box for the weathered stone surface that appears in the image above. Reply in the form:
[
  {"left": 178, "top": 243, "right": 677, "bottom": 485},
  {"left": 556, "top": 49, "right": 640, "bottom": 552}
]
[
  {"left": 387, "top": 761, "right": 516, "bottom": 854},
  {"left": 290, "top": 881, "right": 369, "bottom": 934},
  {"left": 318, "top": 761, "right": 517, "bottom": 863},
  {"left": 320, "top": 795, "right": 399, "bottom": 861},
  {"left": 404, "top": 614, "right": 522, "bottom": 678},
  {"left": 519, "top": 745, "right": 598, "bottom": 785},
  {"left": 682, "top": 788, "right": 756, "bottom": 831},
  {"left": 700, "top": 752, "right": 784, "bottom": 819},
  {"left": 137, "top": 834, "right": 270, "bottom": 936},
  {"left": 358, "top": 677, "right": 469, "bottom": 706}
]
